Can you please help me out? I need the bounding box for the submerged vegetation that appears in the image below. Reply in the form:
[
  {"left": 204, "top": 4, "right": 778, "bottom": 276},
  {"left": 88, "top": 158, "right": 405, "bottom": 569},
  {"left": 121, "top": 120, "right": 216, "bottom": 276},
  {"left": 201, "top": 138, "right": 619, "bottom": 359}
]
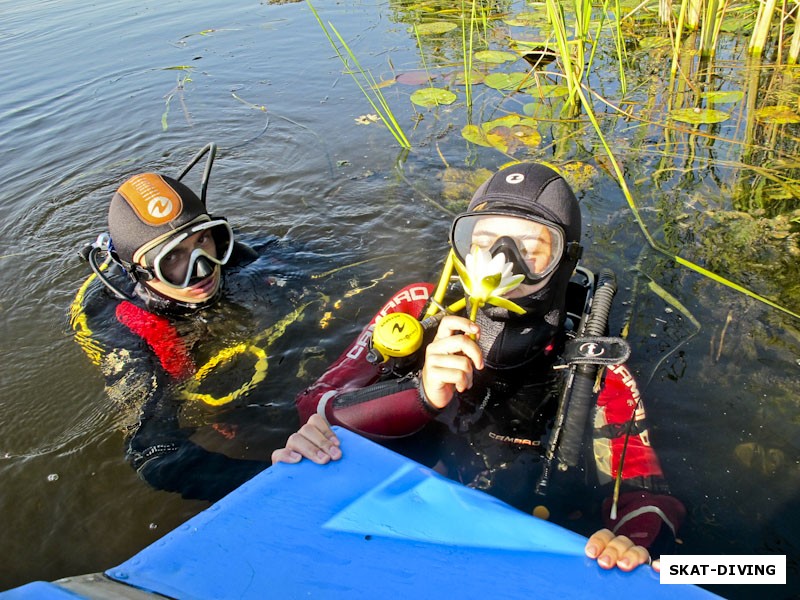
[{"left": 308, "top": 0, "right": 800, "bottom": 320}]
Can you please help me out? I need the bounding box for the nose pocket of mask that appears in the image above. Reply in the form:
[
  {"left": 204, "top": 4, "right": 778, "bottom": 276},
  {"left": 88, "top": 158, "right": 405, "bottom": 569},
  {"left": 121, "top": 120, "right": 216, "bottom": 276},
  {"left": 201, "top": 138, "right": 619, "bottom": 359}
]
[{"left": 194, "top": 256, "right": 214, "bottom": 279}]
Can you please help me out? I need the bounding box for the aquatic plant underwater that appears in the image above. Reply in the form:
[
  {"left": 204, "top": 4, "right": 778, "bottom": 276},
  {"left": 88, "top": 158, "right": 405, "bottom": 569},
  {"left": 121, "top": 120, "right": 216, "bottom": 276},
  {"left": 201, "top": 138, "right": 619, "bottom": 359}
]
[{"left": 307, "top": 0, "right": 800, "bottom": 322}]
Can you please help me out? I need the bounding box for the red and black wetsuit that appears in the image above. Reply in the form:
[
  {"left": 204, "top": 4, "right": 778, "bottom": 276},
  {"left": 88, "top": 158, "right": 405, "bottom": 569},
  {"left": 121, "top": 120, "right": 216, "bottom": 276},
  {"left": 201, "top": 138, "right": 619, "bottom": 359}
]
[{"left": 296, "top": 282, "right": 685, "bottom": 553}]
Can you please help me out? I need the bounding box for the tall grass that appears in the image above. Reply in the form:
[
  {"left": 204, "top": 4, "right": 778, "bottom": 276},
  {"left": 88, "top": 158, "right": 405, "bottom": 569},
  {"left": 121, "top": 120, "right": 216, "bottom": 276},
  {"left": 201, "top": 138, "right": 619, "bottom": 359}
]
[
  {"left": 306, "top": 0, "right": 410, "bottom": 149},
  {"left": 534, "top": 0, "right": 800, "bottom": 318},
  {"left": 461, "top": 0, "right": 478, "bottom": 113}
]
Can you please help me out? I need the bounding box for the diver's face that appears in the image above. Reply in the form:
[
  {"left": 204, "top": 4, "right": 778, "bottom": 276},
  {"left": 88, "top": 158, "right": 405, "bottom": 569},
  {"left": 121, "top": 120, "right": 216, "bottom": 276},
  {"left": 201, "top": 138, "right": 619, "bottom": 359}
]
[
  {"left": 141, "top": 229, "right": 221, "bottom": 303},
  {"left": 471, "top": 216, "right": 554, "bottom": 298}
]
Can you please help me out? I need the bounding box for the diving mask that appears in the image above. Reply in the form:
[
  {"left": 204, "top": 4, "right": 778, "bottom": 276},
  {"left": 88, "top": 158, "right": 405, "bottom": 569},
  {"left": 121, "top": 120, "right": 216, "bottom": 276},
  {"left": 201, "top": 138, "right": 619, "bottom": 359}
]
[
  {"left": 450, "top": 212, "right": 565, "bottom": 284},
  {"left": 135, "top": 217, "right": 234, "bottom": 289}
]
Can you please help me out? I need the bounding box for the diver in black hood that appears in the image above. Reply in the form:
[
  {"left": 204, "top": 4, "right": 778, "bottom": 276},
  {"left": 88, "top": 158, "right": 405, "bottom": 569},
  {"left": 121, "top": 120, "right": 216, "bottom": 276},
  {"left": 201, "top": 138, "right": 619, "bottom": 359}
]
[
  {"left": 72, "top": 144, "right": 327, "bottom": 501},
  {"left": 280, "top": 162, "right": 686, "bottom": 573},
  {"left": 451, "top": 161, "right": 583, "bottom": 372}
]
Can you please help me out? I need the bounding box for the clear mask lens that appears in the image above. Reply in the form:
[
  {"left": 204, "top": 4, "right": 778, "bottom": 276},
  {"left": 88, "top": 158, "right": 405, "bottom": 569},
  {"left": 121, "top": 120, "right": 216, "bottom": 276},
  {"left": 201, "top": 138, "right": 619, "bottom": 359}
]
[
  {"left": 451, "top": 213, "right": 565, "bottom": 282},
  {"left": 147, "top": 220, "right": 234, "bottom": 288}
]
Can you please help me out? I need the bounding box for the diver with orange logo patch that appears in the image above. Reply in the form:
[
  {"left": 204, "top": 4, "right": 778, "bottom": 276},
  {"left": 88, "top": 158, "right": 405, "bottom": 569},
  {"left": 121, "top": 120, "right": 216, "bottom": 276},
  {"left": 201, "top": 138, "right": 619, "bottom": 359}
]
[{"left": 71, "top": 144, "right": 326, "bottom": 501}]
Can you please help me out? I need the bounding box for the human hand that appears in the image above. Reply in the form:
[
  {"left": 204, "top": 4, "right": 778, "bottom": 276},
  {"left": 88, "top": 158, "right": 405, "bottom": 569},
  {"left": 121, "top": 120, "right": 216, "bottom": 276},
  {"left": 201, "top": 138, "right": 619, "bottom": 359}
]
[
  {"left": 270, "top": 414, "right": 342, "bottom": 465},
  {"left": 420, "top": 315, "right": 484, "bottom": 409},
  {"left": 584, "top": 528, "right": 653, "bottom": 572}
]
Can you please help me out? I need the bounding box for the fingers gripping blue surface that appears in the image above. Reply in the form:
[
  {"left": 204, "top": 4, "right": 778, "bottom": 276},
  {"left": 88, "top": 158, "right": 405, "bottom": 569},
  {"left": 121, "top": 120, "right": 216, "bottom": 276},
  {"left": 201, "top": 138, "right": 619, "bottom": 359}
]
[
  {"left": 2, "top": 428, "right": 717, "bottom": 599},
  {"left": 103, "top": 428, "right": 713, "bottom": 599}
]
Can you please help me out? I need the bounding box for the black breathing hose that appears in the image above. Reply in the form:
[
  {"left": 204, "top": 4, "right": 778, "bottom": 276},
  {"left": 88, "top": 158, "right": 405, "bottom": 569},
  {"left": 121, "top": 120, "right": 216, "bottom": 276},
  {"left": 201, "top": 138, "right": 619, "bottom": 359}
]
[{"left": 555, "top": 269, "right": 618, "bottom": 469}]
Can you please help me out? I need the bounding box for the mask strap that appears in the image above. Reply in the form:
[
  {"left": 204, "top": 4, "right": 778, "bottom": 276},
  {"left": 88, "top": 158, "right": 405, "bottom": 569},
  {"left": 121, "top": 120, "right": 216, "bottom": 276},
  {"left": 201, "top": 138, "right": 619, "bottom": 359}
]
[{"left": 177, "top": 143, "right": 217, "bottom": 206}]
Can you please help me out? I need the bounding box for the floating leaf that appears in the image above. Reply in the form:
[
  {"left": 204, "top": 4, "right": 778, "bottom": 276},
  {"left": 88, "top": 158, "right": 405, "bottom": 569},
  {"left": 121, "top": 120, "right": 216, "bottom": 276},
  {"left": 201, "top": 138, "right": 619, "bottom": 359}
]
[
  {"left": 484, "top": 72, "right": 536, "bottom": 91},
  {"left": 410, "top": 87, "right": 457, "bottom": 107},
  {"left": 510, "top": 39, "right": 551, "bottom": 50},
  {"left": 461, "top": 124, "right": 504, "bottom": 148},
  {"left": 504, "top": 12, "right": 547, "bottom": 27},
  {"left": 162, "top": 65, "right": 195, "bottom": 71},
  {"left": 462, "top": 114, "right": 541, "bottom": 152},
  {"left": 375, "top": 78, "right": 396, "bottom": 89},
  {"left": 491, "top": 123, "right": 541, "bottom": 149},
  {"left": 522, "top": 103, "right": 554, "bottom": 119},
  {"left": 482, "top": 115, "right": 526, "bottom": 130},
  {"left": 406, "top": 3, "right": 435, "bottom": 13},
  {"left": 701, "top": 90, "right": 744, "bottom": 104},
  {"left": 396, "top": 71, "right": 434, "bottom": 85},
  {"left": 557, "top": 162, "right": 599, "bottom": 189},
  {"left": 474, "top": 50, "right": 518, "bottom": 64},
  {"left": 355, "top": 114, "right": 380, "bottom": 125},
  {"left": 669, "top": 107, "right": 730, "bottom": 124},
  {"left": 448, "top": 69, "right": 485, "bottom": 86},
  {"left": 528, "top": 84, "right": 570, "bottom": 99},
  {"left": 639, "top": 36, "right": 672, "bottom": 50},
  {"left": 414, "top": 22, "right": 458, "bottom": 35},
  {"left": 754, "top": 105, "right": 800, "bottom": 124}
]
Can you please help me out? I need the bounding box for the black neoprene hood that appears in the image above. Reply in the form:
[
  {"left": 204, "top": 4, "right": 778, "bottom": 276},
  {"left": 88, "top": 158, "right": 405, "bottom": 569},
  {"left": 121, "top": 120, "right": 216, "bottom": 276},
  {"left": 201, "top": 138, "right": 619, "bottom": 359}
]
[
  {"left": 108, "top": 173, "right": 208, "bottom": 267},
  {"left": 466, "top": 162, "right": 581, "bottom": 247}
]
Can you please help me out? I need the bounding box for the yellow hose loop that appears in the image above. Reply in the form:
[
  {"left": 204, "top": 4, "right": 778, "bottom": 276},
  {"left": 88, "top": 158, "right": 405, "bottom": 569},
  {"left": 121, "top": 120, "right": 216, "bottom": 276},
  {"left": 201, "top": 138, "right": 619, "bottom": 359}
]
[
  {"left": 181, "top": 303, "right": 309, "bottom": 406},
  {"left": 182, "top": 344, "right": 268, "bottom": 406}
]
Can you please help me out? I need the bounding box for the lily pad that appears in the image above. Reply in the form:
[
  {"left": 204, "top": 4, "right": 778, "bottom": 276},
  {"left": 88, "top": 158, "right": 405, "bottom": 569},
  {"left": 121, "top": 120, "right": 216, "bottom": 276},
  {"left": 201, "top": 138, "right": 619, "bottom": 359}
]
[
  {"left": 413, "top": 22, "right": 458, "bottom": 35},
  {"left": 521, "top": 103, "right": 554, "bottom": 119},
  {"left": 461, "top": 124, "right": 504, "bottom": 147},
  {"left": 410, "top": 87, "right": 457, "bottom": 107},
  {"left": 484, "top": 72, "right": 536, "bottom": 91},
  {"left": 485, "top": 124, "right": 541, "bottom": 151},
  {"left": 754, "top": 105, "right": 800, "bottom": 124},
  {"left": 639, "top": 36, "right": 672, "bottom": 50},
  {"left": 669, "top": 107, "right": 730, "bottom": 124},
  {"left": 396, "top": 71, "right": 434, "bottom": 85},
  {"left": 462, "top": 114, "right": 541, "bottom": 152},
  {"left": 700, "top": 90, "right": 744, "bottom": 104},
  {"left": 557, "top": 162, "right": 598, "bottom": 189},
  {"left": 474, "top": 50, "right": 518, "bottom": 64},
  {"left": 354, "top": 114, "right": 380, "bottom": 125},
  {"left": 448, "top": 69, "right": 485, "bottom": 86},
  {"left": 528, "top": 84, "right": 570, "bottom": 99},
  {"left": 503, "top": 12, "right": 548, "bottom": 27}
]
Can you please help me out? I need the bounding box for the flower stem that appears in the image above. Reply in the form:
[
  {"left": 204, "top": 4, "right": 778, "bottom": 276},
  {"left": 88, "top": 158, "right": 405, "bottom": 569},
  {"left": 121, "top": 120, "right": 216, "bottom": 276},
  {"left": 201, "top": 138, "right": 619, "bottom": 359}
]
[{"left": 468, "top": 297, "right": 480, "bottom": 339}]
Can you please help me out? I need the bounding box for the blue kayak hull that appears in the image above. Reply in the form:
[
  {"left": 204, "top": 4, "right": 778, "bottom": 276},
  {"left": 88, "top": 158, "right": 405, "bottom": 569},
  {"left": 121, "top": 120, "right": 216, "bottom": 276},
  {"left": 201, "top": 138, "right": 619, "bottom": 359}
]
[{"left": 3, "top": 427, "right": 717, "bottom": 599}]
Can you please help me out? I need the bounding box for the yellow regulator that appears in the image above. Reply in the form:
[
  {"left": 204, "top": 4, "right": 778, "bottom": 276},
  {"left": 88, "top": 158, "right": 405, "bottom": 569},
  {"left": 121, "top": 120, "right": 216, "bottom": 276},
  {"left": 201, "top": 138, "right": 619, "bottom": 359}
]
[{"left": 370, "top": 312, "right": 424, "bottom": 362}]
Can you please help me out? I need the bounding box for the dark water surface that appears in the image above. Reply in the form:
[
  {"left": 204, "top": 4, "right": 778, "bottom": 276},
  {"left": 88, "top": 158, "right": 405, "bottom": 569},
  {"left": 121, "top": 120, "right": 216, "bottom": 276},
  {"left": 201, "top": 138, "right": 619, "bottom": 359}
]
[{"left": 1, "top": 1, "right": 798, "bottom": 597}]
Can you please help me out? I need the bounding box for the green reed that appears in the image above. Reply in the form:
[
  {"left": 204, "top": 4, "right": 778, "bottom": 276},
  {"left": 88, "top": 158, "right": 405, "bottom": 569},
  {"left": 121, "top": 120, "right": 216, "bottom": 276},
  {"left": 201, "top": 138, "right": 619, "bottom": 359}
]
[
  {"left": 543, "top": 0, "right": 627, "bottom": 116},
  {"left": 572, "top": 80, "right": 800, "bottom": 320},
  {"left": 460, "top": 0, "right": 478, "bottom": 112},
  {"left": 307, "top": 0, "right": 410, "bottom": 149}
]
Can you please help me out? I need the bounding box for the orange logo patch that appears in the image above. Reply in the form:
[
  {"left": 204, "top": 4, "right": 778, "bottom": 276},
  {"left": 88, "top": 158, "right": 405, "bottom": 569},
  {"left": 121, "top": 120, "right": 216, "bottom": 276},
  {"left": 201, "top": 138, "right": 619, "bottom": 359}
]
[{"left": 118, "top": 173, "right": 182, "bottom": 225}]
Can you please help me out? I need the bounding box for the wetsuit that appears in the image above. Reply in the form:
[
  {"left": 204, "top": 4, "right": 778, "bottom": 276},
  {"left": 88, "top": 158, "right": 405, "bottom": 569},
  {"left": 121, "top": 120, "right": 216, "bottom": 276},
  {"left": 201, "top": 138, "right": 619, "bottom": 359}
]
[
  {"left": 72, "top": 237, "right": 317, "bottom": 502},
  {"left": 296, "top": 279, "right": 686, "bottom": 553}
]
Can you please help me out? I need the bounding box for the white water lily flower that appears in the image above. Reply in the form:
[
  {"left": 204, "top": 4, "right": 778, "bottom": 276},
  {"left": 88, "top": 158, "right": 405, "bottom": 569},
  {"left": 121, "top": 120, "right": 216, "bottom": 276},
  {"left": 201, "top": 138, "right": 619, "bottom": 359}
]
[{"left": 452, "top": 247, "right": 526, "bottom": 322}]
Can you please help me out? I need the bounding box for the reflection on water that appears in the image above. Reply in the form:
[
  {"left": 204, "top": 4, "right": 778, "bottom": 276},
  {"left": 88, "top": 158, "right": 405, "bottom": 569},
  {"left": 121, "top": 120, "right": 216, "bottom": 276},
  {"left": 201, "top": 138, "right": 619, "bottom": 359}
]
[{"left": 1, "top": 0, "right": 798, "bottom": 597}]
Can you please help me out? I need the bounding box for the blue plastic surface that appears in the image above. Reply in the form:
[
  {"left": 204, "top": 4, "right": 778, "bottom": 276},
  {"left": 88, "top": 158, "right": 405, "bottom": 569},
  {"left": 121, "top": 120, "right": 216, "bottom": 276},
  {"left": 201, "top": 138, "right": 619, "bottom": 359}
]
[{"left": 99, "top": 428, "right": 714, "bottom": 599}]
